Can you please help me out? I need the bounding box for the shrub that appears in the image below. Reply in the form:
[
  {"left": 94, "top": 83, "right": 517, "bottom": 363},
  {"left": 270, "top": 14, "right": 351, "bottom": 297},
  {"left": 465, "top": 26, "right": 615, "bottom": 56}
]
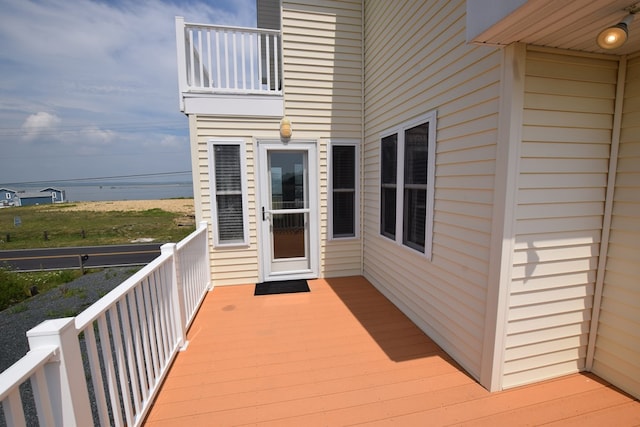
[
  {"left": 0, "top": 267, "right": 29, "bottom": 311},
  {"left": 0, "top": 268, "right": 84, "bottom": 311}
]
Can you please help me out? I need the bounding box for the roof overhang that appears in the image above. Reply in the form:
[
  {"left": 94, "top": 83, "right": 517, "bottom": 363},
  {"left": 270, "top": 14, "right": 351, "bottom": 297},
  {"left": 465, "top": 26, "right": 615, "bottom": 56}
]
[{"left": 467, "top": 0, "right": 640, "bottom": 55}]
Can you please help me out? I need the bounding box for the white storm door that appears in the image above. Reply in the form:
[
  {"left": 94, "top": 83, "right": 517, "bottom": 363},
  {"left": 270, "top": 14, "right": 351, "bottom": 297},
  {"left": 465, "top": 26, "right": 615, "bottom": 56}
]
[{"left": 258, "top": 141, "right": 318, "bottom": 282}]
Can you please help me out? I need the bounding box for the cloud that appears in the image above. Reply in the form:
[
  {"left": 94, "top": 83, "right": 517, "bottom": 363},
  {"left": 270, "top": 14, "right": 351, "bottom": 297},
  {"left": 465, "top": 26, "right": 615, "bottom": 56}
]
[
  {"left": 21, "top": 112, "right": 62, "bottom": 141},
  {"left": 0, "top": 0, "right": 256, "bottom": 184}
]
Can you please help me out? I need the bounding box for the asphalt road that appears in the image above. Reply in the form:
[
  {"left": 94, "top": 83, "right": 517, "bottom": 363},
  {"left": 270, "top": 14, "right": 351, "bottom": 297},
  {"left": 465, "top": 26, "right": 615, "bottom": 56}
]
[{"left": 0, "top": 243, "right": 162, "bottom": 271}]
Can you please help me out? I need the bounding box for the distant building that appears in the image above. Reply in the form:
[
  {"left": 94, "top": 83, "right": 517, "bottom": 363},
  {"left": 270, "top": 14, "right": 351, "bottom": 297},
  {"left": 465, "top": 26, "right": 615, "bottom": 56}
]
[
  {"left": 40, "top": 187, "right": 66, "bottom": 203},
  {"left": 0, "top": 187, "right": 66, "bottom": 207},
  {"left": 0, "top": 188, "right": 17, "bottom": 206}
]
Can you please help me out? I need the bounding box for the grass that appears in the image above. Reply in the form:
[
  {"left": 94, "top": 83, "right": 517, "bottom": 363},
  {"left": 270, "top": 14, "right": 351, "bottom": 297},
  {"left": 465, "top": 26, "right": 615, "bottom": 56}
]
[{"left": 0, "top": 203, "right": 195, "bottom": 249}]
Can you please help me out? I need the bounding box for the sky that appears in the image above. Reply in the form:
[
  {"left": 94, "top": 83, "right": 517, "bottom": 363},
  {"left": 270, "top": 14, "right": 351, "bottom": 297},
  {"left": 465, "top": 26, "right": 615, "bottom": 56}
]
[{"left": 0, "top": 0, "right": 255, "bottom": 186}]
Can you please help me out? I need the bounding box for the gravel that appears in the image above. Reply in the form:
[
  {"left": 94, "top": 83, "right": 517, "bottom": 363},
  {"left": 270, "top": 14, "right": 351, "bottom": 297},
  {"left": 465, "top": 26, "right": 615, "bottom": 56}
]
[{"left": 0, "top": 267, "right": 137, "bottom": 426}]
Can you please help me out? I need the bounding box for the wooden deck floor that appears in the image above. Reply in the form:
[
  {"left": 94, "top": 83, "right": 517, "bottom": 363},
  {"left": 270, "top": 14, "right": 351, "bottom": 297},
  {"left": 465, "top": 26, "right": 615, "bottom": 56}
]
[{"left": 144, "top": 276, "right": 640, "bottom": 426}]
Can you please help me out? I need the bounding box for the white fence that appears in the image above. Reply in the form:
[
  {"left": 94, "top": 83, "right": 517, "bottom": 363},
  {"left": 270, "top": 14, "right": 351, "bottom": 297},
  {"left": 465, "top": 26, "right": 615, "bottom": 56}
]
[
  {"left": 175, "top": 17, "right": 282, "bottom": 95},
  {"left": 0, "top": 221, "right": 211, "bottom": 427}
]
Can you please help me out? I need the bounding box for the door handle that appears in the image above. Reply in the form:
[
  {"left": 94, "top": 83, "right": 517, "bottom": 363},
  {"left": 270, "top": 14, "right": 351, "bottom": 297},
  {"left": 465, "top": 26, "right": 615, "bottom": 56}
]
[{"left": 262, "top": 206, "right": 266, "bottom": 221}]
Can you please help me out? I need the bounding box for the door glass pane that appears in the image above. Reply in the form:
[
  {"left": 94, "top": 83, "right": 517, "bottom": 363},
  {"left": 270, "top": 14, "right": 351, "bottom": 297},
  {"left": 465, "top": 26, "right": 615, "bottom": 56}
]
[
  {"left": 270, "top": 152, "right": 305, "bottom": 209},
  {"left": 273, "top": 213, "right": 306, "bottom": 258},
  {"left": 269, "top": 151, "right": 307, "bottom": 260}
]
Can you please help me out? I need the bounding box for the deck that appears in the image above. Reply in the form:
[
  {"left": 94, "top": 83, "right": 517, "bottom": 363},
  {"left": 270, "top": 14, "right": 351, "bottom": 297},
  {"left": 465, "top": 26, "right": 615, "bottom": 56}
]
[{"left": 143, "top": 276, "right": 640, "bottom": 426}]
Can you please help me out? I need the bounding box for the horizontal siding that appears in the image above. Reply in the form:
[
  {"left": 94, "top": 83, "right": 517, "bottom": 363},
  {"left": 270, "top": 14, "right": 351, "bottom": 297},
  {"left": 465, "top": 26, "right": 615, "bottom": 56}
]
[
  {"left": 504, "top": 48, "right": 618, "bottom": 388},
  {"left": 193, "top": 1, "right": 364, "bottom": 285},
  {"left": 194, "top": 117, "right": 278, "bottom": 286},
  {"left": 592, "top": 55, "right": 640, "bottom": 400},
  {"left": 282, "top": 0, "right": 363, "bottom": 278},
  {"left": 283, "top": 0, "right": 362, "bottom": 139},
  {"left": 362, "top": 0, "right": 502, "bottom": 380}
]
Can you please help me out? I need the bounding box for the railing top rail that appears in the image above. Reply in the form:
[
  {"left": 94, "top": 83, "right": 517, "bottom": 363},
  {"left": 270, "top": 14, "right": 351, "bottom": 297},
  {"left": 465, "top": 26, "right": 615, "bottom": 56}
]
[
  {"left": 184, "top": 21, "right": 281, "bottom": 35},
  {"left": 74, "top": 253, "right": 173, "bottom": 329},
  {"left": 0, "top": 348, "right": 56, "bottom": 401}
]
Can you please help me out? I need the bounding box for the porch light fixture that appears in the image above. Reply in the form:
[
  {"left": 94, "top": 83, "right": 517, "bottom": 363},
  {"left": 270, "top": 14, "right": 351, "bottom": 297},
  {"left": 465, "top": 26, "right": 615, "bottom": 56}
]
[
  {"left": 597, "top": 4, "right": 639, "bottom": 49},
  {"left": 280, "top": 117, "right": 292, "bottom": 140}
]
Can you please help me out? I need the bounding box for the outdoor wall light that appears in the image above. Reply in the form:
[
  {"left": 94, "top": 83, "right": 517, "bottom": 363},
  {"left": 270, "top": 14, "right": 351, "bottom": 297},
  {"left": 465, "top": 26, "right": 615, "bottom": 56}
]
[
  {"left": 280, "top": 117, "right": 292, "bottom": 140},
  {"left": 597, "top": 4, "right": 639, "bottom": 49}
]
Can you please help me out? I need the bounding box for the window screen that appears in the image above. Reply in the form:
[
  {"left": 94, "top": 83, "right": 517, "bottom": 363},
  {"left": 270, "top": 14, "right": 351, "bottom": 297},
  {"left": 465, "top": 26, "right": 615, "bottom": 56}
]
[
  {"left": 403, "top": 123, "right": 428, "bottom": 252},
  {"left": 332, "top": 145, "right": 356, "bottom": 238}
]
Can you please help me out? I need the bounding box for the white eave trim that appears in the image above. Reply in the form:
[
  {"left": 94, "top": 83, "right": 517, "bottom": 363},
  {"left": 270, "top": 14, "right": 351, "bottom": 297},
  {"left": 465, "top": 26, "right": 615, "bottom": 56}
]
[{"left": 182, "top": 93, "right": 284, "bottom": 117}]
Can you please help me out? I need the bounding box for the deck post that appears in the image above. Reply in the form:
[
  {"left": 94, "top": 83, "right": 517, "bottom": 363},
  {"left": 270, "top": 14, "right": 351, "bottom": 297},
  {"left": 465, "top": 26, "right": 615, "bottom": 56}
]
[
  {"left": 161, "top": 243, "right": 188, "bottom": 350},
  {"left": 26, "top": 318, "right": 92, "bottom": 426}
]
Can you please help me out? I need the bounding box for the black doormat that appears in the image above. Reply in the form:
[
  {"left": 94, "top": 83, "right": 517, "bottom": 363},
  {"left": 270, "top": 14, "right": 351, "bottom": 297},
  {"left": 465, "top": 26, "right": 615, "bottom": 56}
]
[{"left": 254, "top": 279, "right": 310, "bottom": 296}]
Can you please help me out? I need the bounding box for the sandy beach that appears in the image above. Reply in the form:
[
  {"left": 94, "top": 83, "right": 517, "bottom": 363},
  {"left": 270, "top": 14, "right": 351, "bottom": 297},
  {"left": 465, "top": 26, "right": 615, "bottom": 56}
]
[{"left": 60, "top": 199, "right": 195, "bottom": 215}]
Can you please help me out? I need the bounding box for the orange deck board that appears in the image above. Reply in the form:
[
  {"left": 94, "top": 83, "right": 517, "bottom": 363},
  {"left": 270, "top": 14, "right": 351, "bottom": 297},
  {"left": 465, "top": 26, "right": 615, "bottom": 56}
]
[{"left": 144, "top": 276, "right": 640, "bottom": 426}]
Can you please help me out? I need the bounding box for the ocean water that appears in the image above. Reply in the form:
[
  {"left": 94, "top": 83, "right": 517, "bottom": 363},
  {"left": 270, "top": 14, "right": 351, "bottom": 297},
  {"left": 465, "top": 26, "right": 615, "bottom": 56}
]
[{"left": 17, "top": 181, "right": 194, "bottom": 202}]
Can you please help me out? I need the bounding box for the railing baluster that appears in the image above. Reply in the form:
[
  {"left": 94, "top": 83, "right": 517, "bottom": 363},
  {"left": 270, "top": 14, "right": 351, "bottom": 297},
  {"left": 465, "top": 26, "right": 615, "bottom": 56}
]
[
  {"left": 31, "top": 368, "right": 55, "bottom": 426},
  {"left": 142, "top": 276, "right": 161, "bottom": 381},
  {"left": 197, "top": 29, "right": 204, "bottom": 88},
  {"left": 84, "top": 324, "right": 110, "bottom": 427},
  {"left": 206, "top": 30, "right": 213, "bottom": 88},
  {"left": 224, "top": 31, "right": 230, "bottom": 89},
  {"left": 128, "top": 291, "right": 149, "bottom": 404},
  {"left": 108, "top": 305, "right": 134, "bottom": 426},
  {"left": 216, "top": 30, "right": 221, "bottom": 89},
  {"left": 98, "top": 314, "right": 124, "bottom": 427},
  {"left": 232, "top": 31, "right": 238, "bottom": 89},
  {"left": 241, "top": 32, "right": 247, "bottom": 90},
  {"left": 250, "top": 33, "right": 255, "bottom": 91},
  {"left": 188, "top": 28, "right": 195, "bottom": 88},
  {"left": 4, "top": 390, "right": 27, "bottom": 427},
  {"left": 135, "top": 284, "right": 155, "bottom": 389},
  {"left": 257, "top": 32, "right": 263, "bottom": 90},
  {"left": 266, "top": 34, "right": 272, "bottom": 91},
  {"left": 120, "top": 293, "right": 143, "bottom": 416},
  {"left": 273, "top": 35, "right": 279, "bottom": 91}
]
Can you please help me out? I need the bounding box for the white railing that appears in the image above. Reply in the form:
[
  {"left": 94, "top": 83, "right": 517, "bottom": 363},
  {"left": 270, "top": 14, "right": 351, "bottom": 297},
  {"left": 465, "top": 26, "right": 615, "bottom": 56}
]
[
  {"left": 0, "top": 221, "right": 211, "bottom": 427},
  {"left": 175, "top": 17, "right": 282, "bottom": 96}
]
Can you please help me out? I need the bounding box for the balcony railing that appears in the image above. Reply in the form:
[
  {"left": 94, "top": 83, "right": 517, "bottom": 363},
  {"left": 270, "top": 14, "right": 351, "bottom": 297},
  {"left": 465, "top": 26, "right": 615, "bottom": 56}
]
[
  {"left": 0, "top": 221, "right": 211, "bottom": 427},
  {"left": 175, "top": 17, "right": 282, "bottom": 96}
]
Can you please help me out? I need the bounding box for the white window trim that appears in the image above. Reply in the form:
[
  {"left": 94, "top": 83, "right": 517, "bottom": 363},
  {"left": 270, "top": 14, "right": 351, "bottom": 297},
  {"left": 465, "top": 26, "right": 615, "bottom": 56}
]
[
  {"left": 328, "top": 139, "right": 360, "bottom": 240},
  {"left": 208, "top": 139, "right": 250, "bottom": 248},
  {"left": 379, "top": 110, "right": 437, "bottom": 259}
]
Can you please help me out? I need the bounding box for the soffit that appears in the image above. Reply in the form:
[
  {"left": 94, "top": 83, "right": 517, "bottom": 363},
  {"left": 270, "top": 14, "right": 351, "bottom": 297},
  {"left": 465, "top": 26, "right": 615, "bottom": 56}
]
[{"left": 472, "top": 0, "right": 640, "bottom": 55}]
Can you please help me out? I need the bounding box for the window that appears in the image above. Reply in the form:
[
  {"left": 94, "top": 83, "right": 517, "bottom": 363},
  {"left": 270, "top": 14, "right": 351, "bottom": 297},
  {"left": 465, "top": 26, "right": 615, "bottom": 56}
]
[
  {"left": 329, "top": 141, "right": 359, "bottom": 239},
  {"left": 209, "top": 140, "right": 249, "bottom": 246},
  {"left": 380, "top": 111, "right": 436, "bottom": 257}
]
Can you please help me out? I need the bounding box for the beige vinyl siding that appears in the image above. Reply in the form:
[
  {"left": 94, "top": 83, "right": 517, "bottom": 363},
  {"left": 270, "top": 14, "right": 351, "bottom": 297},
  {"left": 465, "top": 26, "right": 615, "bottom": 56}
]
[
  {"left": 362, "top": 0, "right": 501, "bottom": 379},
  {"left": 504, "top": 48, "right": 618, "bottom": 388},
  {"left": 592, "top": 55, "right": 640, "bottom": 400},
  {"left": 282, "top": 0, "right": 363, "bottom": 277},
  {"left": 194, "top": 1, "right": 363, "bottom": 286},
  {"left": 193, "top": 116, "right": 280, "bottom": 286}
]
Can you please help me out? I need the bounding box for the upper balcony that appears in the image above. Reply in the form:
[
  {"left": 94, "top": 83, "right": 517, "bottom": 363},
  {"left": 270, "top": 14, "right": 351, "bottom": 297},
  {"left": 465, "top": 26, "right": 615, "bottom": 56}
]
[{"left": 175, "top": 17, "right": 284, "bottom": 117}]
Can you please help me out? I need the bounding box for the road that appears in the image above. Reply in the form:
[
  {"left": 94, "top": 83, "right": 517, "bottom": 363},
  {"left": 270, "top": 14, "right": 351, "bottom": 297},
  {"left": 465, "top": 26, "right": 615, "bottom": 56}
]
[{"left": 0, "top": 243, "right": 162, "bottom": 271}]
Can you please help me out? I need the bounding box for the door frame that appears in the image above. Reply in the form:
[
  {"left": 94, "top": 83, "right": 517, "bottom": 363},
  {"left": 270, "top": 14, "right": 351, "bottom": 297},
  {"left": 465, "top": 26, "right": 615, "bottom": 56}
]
[{"left": 256, "top": 139, "right": 319, "bottom": 282}]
